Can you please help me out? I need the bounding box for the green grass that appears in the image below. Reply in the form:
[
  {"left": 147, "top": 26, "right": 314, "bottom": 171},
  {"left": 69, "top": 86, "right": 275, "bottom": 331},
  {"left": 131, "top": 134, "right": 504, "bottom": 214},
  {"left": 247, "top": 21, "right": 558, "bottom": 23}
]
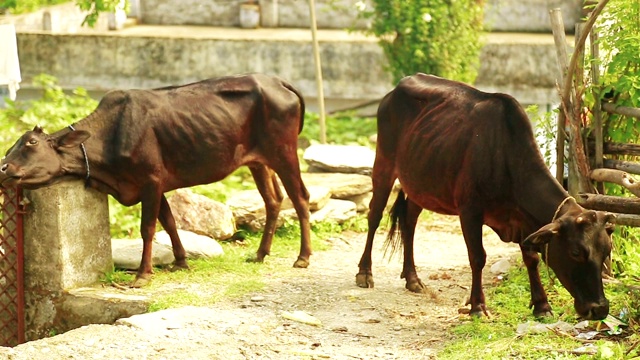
[
  {"left": 301, "top": 111, "right": 377, "bottom": 147},
  {"left": 104, "top": 216, "right": 365, "bottom": 312},
  {"left": 438, "top": 257, "right": 640, "bottom": 359}
]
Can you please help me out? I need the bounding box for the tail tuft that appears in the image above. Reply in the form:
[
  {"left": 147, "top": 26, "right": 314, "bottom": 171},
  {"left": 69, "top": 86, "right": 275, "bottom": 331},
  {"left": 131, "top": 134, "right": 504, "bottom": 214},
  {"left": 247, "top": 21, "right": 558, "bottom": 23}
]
[{"left": 383, "top": 189, "right": 407, "bottom": 258}]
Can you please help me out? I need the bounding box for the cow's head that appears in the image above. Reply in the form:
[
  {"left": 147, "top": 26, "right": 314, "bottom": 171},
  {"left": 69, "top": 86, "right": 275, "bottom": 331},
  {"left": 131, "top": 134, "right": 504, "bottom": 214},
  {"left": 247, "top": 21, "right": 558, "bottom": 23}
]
[
  {"left": 523, "top": 208, "right": 615, "bottom": 320},
  {"left": 0, "top": 126, "right": 90, "bottom": 189}
]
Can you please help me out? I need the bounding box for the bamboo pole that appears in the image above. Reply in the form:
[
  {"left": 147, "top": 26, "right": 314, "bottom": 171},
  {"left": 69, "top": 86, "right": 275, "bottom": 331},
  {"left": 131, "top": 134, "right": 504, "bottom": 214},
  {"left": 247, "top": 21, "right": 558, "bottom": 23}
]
[
  {"left": 590, "top": 27, "right": 604, "bottom": 193},
  {"left": 558, "top": 0, "right": 610, "bottom": 195},
  {"left": 602, "top": 103, "right": 640, "bottom": 119},
  {"left": 577, "top": 193, "right": 640, "bottom": 214},
  {"left": 308, "top": 0, "right": 327, "bottom": 144},
  {"left": 549, "top": 9, "right": 568, "bottom": 184},
  {"left": 566, "top": 23, "right": 588, "bottom": 196}
]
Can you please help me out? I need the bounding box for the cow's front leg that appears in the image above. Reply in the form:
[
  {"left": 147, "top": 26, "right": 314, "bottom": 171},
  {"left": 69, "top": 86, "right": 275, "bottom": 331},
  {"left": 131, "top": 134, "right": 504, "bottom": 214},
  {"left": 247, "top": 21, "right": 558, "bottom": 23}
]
[
  {"left": 460, "top": 208, "right": 488, "bottom": 316},
  {"left": 521, "top": 246, "right": 553, "bottom": 317}
]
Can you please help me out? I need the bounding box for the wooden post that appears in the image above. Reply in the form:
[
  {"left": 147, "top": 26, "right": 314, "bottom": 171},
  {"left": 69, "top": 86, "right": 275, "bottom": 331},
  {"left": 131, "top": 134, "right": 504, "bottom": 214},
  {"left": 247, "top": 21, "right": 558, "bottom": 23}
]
[
  {"left": 590, "top": 27, "right": 604, "bottom": 193},
  {"left": 308, "top": 0, "right": 327, "bottom": 144},
  {"left": 566, "top": 23, "right": 587, "bottom": 197},
  {"left": 558, "top": 0, "right": 610, "bottom": 197},
  {"left": 549, "top": 9, "right": 568, "bottom": 184}
]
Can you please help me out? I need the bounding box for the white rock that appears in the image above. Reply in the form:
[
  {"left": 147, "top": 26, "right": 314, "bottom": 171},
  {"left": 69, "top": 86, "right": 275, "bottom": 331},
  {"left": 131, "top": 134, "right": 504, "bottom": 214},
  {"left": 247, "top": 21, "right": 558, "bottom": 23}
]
[{"left": 154, "top": 229, "right": 224, "bottom": 259}]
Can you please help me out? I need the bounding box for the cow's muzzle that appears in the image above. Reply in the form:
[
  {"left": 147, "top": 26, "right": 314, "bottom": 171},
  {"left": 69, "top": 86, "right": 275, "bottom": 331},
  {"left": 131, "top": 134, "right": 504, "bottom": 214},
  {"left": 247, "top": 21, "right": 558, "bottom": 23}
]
[
  {"left": 0, "top": 163, "right": 19, "bottom": 189},
  {"left": 575, "top": 299, "right": 609, "bottom": 320}
]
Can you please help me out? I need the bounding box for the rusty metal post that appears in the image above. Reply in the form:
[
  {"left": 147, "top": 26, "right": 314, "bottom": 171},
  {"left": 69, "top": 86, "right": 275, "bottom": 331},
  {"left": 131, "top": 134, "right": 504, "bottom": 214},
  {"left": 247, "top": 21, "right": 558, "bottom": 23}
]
[{"left": 0, "top": 187, "right": 25, "bottom": 346}]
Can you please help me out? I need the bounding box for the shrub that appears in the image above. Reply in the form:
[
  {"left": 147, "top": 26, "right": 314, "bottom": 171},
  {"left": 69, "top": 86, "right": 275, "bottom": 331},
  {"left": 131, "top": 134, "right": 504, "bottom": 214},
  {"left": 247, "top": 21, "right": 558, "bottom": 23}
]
[{"left": 358, "top": 0, "right": 485, "bottom": 84}]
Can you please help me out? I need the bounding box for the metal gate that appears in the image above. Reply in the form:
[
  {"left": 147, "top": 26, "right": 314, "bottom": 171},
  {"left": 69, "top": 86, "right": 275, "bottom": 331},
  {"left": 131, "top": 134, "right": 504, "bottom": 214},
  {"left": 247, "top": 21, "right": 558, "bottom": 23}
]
[{"left": 0, "top": 187, "right": 24, "bottom": 346}]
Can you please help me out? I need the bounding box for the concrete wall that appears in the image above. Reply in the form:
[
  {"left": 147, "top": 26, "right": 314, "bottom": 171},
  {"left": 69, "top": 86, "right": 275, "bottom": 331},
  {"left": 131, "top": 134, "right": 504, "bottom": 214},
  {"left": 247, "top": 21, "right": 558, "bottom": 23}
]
[
  {"left": 138, "top": 0, "right": 582, "bottom": 32},
  {"left": 15, "top": 27, "right": 567, "bottom": 107},
  {"left": 139, "top": 0, "right": 372, "bottom": 29},
  {"left": 485, "top": 0, "right": 583, "bottom": 32},
  {"left": 15, "top": 28, "right": 393, "bottom": 105},
  {"left": 22, "top": 181, "right": 111, "bottom": 340}
]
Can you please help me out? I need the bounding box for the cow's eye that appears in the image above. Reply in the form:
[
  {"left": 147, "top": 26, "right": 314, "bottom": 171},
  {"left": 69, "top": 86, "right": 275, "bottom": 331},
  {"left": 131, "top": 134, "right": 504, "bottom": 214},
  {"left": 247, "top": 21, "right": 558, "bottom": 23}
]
[
  {"left": 27, "top": 139, "right": 38, "bottom": 146},
  {"left": 570, "top": 248, "right": 582, "bottom": 259}
]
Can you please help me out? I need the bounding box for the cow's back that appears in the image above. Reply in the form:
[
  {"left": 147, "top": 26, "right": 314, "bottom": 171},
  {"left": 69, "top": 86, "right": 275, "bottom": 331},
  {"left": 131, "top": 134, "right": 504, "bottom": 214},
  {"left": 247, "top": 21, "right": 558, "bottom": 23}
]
[
  {"left": 378, "top": 73, "right": 550, "bottom": 216},
  {"left": 77, "top": 74, "right": 305, "bottom": 191}
]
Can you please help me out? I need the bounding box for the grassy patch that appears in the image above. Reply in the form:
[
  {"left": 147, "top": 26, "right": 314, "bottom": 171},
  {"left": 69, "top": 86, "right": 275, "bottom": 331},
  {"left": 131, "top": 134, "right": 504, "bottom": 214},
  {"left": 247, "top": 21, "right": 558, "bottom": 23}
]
[
  {"left": 438, "top": 258, "right": 640, "bottom": 359},
  {"left": 301, "top": 112, "right": 377, "bottom": 147},
  {"left": 107, "top": 216, "right": 367, "bottom": 312}
]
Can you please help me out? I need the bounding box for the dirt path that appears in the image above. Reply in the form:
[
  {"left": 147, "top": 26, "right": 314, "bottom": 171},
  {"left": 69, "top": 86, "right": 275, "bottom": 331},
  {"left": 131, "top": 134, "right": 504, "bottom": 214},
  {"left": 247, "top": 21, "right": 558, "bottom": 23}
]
[{"left": 2, "top": 214, "right": 520, "bottom": 360}]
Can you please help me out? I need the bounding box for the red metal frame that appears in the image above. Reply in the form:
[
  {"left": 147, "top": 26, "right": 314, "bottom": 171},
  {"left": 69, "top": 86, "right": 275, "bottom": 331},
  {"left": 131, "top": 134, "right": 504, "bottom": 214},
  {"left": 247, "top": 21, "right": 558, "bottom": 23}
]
[
  {"left": 0, "top": 187, "right": 24, "bottom": 346},
  {"left": 16, "top": 187, "right": 24, "bottom": 344}
]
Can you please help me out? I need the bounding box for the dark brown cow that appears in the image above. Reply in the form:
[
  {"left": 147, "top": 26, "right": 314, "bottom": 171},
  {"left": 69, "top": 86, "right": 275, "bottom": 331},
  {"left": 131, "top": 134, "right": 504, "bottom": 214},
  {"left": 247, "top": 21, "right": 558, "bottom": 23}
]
[
  {"left": 356, "top": 73, "right": 615, "bottom": 319},
  {"left": 0, "top": 73, "right": 311, "bottom": 287}
]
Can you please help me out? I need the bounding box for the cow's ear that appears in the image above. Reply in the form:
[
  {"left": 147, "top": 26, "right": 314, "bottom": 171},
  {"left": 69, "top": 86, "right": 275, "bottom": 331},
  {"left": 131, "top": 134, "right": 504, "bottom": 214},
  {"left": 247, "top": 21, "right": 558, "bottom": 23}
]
[
  {"left": 57, "top": 130, "right": 91, "bottom": 148},
  {"left": 522, "top": 221, "right": 561, "bottom": 247}
]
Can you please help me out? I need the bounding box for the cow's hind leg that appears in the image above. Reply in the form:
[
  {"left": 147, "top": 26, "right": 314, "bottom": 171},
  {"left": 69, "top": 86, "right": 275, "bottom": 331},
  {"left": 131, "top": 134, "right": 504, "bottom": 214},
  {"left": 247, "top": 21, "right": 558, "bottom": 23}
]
[
  {"left": 520, "top": 246, "right": 553, "bottom": 317},
  {"left": 459, "top": 207, "right": 489, "bottom": 316},
  {"left": 132, "top": 186, "right": 163, "bottom": 288},
  {"left": 356, "top": 169, "right": 396, "bottom": 288},
  {"left": 273, "top": 164, "right": 311, "bottom": 268},
  {"left": 248, "top": 165, "right": 284, "bottom": 264},
  {"left": 158, "top": 194, "right": 189, "bottom": 271},
  {"left": 399, "top": 198, "right": 427, "bottom": 293}
]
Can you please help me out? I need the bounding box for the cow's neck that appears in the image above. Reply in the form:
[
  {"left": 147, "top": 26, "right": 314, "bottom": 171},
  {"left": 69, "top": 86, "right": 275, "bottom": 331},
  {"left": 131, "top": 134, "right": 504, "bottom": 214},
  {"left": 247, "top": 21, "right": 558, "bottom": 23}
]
[
  {"left": 517, "top": 170, "right": 571, "bottom": 227},
  {"left": 57, "top": 122, "right": 124, "bottom": 201},
  {"left": 67, "top": 125, "right": 91, "bottom": 186}
]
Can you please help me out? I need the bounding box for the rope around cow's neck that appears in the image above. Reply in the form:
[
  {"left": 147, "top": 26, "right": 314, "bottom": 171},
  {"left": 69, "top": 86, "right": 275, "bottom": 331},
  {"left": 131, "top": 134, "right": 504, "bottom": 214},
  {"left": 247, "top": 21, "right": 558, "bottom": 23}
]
[
  {"left": 68, "top": 125, "right": 91, "bottom": 186},
  {"left": 545, "top": 196, "right": 576, "bottom": 286}
]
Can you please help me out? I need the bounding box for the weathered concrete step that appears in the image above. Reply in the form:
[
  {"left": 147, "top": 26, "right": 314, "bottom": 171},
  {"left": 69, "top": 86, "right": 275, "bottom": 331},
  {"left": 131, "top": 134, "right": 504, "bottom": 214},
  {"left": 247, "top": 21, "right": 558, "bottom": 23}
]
[{"left": 56, "top": 287, "right": 149, "bottom": 335}]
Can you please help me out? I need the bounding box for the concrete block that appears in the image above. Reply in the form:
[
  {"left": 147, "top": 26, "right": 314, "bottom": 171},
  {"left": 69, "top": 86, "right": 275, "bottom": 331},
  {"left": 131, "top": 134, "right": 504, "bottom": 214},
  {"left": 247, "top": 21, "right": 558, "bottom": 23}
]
[{"left": 22, "top": 180, "right": 112, "bottom": 340}]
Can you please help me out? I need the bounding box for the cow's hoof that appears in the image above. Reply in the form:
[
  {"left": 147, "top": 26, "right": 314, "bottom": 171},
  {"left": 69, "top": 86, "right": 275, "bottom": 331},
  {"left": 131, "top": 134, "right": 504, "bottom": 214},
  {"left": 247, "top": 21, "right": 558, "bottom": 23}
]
[
  {"left": 246, "top": 256, "right": 264, "bottom": 263},
  {"left": 131, "top": 276, "right": 151, "bottom": 288},
  {"left": 531, "top": 302, "right": 553, "bottom": 318},
  {"left": 405, "top": 279, "right": 428, "bottom": 294},
  {"left": 469, "top": 305, "right": 491, "bottom": 318},
  {"left": 169, "top": 262, "right": 189, "bottom": 272},
  {"left": 533, "top": 309, "right": 553, "bottom": 319},
  {"left": 355, "top": 273, "right": 374, "bottom": 288},
  {"left": 293, "top": 258, "right": 309, "bottom": 268}
]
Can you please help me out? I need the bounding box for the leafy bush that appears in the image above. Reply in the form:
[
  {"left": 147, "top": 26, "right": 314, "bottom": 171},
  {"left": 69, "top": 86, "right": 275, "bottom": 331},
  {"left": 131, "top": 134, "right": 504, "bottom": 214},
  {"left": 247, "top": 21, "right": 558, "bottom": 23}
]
[
  {"left": 0, "top": 0, "right": 67, "bottom": 14},
  {"left": 0, "top": 74, "right": 97, "bottom": 148},
  {"left": 357, "top": 0, "right": 485, "bottom": 84},
  {"left": 595, "top": 0, "right": 640, "bottom": 144},
  {"left": 588, "top": 0, "right": 640, "bottom": 282}
]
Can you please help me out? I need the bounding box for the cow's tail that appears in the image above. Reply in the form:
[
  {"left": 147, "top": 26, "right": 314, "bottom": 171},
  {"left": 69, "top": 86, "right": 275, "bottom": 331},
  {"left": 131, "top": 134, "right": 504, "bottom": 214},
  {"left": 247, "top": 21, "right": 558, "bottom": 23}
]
[
  {"left": 282, "top": 81, "right": 306, "bottom": 134},
  {"left": 384, "top": 189, "right": 407, "bottom": 258}
]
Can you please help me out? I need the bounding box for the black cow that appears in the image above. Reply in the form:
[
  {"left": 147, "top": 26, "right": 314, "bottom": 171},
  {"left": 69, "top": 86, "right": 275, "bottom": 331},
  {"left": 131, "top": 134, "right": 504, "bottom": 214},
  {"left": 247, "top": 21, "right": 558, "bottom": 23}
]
[
  {"left": 356, "top": 73, "right": 615, "bottom": 319},
  {"left": 0, "top": 73, "right": 311, "bottom": 287}
]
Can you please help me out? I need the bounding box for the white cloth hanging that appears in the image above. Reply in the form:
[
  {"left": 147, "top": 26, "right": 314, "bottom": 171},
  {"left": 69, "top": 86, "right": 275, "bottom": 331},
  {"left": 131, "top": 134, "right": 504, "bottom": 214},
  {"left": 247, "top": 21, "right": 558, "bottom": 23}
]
[{"left": 0, "top": 24, "right": 21, "bottom": 100}]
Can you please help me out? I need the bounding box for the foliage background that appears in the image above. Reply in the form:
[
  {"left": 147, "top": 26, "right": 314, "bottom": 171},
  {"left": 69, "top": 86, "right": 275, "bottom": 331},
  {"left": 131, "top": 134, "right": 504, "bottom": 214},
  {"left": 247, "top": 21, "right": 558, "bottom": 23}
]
[
  {"left": 358, "top": 0, "right": 485, "bottom": 84},
  {"left": 586, "top": 0, "right": 640, "bottom": 282}
]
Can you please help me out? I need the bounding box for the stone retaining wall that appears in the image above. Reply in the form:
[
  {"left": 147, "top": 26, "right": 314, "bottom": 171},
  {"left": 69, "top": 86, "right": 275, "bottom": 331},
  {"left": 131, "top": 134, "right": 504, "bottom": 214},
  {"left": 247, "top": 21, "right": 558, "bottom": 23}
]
[
  {"left": 139, "top": 0, "right": 582, "bottom": 32},
  {"left": 15, "top": 27, "right": 568, "bottom": 107}
]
